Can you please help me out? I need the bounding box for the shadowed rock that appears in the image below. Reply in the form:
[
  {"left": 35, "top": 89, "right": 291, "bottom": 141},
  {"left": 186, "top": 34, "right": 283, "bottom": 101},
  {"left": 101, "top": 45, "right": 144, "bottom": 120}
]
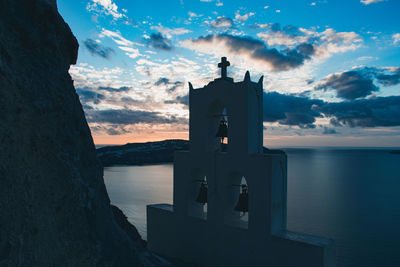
[{"left": 0, "top": 0, "right": 171, "bottom": 266}]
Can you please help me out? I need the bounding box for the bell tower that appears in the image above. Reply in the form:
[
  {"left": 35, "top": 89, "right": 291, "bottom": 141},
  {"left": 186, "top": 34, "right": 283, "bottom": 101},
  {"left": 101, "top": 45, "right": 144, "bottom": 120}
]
[
  {"left": 147, "top": 58, "right": 334, "bottom": 267},
  {"left": 189, "top": 57, "right": 263, "bottom": 155}
]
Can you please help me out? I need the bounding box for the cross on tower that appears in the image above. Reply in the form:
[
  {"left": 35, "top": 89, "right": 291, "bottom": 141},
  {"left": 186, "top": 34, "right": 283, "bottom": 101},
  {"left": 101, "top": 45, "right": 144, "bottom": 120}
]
[{"left": 218, "top": 57, "right": 230, "bottom": 79}]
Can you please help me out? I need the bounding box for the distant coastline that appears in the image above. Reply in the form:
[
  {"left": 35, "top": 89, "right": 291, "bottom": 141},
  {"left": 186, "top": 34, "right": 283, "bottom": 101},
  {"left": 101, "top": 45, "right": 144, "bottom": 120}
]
[
  {"left": 96, "top": 139, "right": 399, "bottom": 167},
  {"left": 96, "top": 139, "right": 189, "bottom": 167}
]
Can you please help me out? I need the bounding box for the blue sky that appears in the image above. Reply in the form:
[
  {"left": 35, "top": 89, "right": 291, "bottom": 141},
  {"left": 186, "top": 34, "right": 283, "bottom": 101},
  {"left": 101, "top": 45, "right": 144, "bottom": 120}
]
[{"left": 57, "top": 0, "right": 400, "bottom": 146}]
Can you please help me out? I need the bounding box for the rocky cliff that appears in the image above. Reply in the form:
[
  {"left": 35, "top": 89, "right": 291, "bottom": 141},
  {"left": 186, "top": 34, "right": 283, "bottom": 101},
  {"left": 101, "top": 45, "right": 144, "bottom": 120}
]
[{"left": 0, "top": 0, "right": 170, "bottom": 266}]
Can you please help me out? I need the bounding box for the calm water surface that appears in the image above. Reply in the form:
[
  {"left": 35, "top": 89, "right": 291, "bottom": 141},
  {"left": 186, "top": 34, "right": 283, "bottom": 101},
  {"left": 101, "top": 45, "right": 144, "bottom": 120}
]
[{"left": 104, "top": 148, "right": 400, "bottom": 267}]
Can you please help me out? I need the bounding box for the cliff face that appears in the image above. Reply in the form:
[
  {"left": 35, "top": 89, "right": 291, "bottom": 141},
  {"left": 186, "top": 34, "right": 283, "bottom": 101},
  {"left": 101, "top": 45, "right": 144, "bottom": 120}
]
[{"left": 0, "top": 0, "right": 166, "bottom": 265}]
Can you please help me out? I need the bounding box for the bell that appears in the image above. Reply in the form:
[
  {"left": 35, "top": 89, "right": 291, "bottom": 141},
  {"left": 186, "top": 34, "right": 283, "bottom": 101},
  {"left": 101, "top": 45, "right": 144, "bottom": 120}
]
[
  {"left": 195, "top": 180, "right": 208, "bottom": 204},
  {"left": 216, "top": 119, "right": 228, "bottom": 138},
  {"left": 234, "top": 184, "right": 248, "bottom": 213}
]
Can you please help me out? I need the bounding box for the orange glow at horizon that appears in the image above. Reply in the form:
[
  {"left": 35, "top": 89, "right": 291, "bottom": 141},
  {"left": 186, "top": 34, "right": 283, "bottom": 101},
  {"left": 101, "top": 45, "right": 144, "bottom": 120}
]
[
  {"left": 93, "top": 132, "right": 189, "bottom": 145},
  {"left": 93, "top": 131, "right": 400, "bottom": 147}
]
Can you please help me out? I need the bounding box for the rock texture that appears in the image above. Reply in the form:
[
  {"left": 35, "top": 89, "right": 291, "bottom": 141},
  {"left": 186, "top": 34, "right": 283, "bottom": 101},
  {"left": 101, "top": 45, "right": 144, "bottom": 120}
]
[{"left": 0, "top": 0, "right": 170, "bottom": 266}]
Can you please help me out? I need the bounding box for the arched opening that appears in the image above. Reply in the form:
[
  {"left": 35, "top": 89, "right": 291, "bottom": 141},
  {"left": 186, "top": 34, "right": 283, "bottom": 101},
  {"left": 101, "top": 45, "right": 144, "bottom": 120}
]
[
  {"left": 207, "top": 100, "right": 229, "bottom": 152},
  {"left": 187, "top": 168, "right": 207, "bottom": 220},
  {"left": 224, "top": 173, "right": 248, "bottom": 229}
]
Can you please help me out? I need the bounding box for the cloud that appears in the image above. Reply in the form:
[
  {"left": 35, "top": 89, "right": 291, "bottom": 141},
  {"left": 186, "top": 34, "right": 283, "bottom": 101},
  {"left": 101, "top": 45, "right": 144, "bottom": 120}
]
[
  {"left": 322, "top": 127, "right": 337, "bottom": 134},
  {"left": 181, "top": 34, "right": 315, "bottom": 71},
  {"left": 146, "top": 32, "right": 173, "bottom": 51},
  {"left": 263, "top": 91, "right": 400, "bottom": 129},
  {"left": 165, "top": 94, "right": 189, "bottom": 106},
  {"left": 316, "top": 70, "right": 378, "bottom": 100},
  {"left": 154, "top": 78, "right": 184, "bottom": 91},
  {"left": 69, "top": 63, "right": 125, "bottom": 89},
  {"left": 188, "top": 11, "right": 202, "bottom": 18},
  {"left": 263, "top": 92, "right": 323, "bottom": 128},
  {"left": 211, "top": 17, "right": 234, "bottom": 28},
  {"left": 373, "top": 67, "right": 400, "bottom": 86},
  {"left": 104, "top": 125, "right": 129, "bottom": 135},
  {"left": 151, "top": 25, "right": 191, "bottom": 38},
  {"left": 86, "top": 109, "right": 185, "bottom": 125},
  {"left": 316, "top": 67, "right": 400, "bottom": 100},
  {"left": 76, "top": 88, "right": 106, "bottom": 105},
  {"left": 318, "top": 96, "right": 400, "bottom": 127},
  {"left": 360, "top": 0, "right": 385, "bottom": 5},
  {"left": 83, "top": 39, "right": 114, "bottom": 59},
  {"left": 99, "top": 28, "right": 135, "bottom": 46},
  {"left": 99, "top": 29, "right": 144, "bottom": 59},
  {"left": 98, "top": 86, "right": 132, "bottom": 92},
  {"left": 235, "top": 11, "right": 255, "bottom": 22},
  {"left": 393, "top": 33, "right": 400, "bottom": 45},
  {"left": 257, "top": 29, "right": 310, "bottom": 47},
  {"left": 87, "top": 0, "right": 126, "bottom": 20},
  {"left": 155, "top": 78, "right": 170, "bottom": 86},
  {"left": 256, "top": 23, "right": 362, "bottom": 57},
  {"left": 118, "top": 46, "right": 141, "bottom": 58}
]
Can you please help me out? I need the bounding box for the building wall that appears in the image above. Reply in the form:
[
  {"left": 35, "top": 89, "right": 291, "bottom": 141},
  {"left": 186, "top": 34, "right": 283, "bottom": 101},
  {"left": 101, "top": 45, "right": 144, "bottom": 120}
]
[{"left": 147, "top": 203, "right": 334, "bottom": 267}]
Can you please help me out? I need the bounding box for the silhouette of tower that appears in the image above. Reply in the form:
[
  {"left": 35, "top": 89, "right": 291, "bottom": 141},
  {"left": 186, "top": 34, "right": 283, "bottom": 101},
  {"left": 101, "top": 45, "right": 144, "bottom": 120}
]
[{"left": 147, "top": 57, "right": 334, "bottom": 267}]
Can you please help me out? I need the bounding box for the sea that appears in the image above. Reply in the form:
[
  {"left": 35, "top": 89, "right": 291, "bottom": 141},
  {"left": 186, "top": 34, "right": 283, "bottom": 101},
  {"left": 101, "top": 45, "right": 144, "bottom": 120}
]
[{"left": 103, "top": 148, "right": 400, "bottom": 267}]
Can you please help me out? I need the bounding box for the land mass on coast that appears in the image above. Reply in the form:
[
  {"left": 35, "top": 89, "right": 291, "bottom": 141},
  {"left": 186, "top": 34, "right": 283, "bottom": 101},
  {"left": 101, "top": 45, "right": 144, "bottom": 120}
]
[{"left": 96, "top": 139, "right": 283, "bottom": 167}]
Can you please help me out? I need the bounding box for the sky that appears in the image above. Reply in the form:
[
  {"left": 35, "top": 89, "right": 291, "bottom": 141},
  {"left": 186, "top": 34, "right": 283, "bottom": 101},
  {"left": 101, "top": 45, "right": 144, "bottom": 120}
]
[{"left": 57, "top": 0, "right": 400, "bottom": 147}]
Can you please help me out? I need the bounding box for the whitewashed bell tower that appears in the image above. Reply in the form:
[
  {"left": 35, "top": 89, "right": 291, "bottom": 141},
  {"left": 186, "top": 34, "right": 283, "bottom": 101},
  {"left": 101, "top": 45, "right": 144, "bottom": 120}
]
[{"left": 147, "top": 57, "right": 334, "bottom": 267}]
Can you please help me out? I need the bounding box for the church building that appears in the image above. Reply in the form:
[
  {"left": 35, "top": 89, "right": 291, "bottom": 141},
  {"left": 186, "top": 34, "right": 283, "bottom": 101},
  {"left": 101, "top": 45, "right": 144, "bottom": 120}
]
[{"left": 147, "top": 57, "right": 334, "bottom": 267}]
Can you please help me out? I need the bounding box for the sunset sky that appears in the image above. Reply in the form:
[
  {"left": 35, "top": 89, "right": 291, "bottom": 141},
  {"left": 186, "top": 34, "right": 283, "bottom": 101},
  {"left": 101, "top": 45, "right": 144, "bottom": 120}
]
[{"left": 57, "top": 0, "right": 400, "bottom": 147}]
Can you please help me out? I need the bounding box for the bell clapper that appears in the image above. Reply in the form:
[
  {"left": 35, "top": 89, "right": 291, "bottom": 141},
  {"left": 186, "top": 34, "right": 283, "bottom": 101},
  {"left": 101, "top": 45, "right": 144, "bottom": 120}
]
[
  {"left": 234, "top": 184, "right": 248, "bottom": 215},
  {"left": 195, "top": 179, "right": 208, "bottom": 205},
  {"left": 216, "top": 117, "right": 228, "bottom": 150}
]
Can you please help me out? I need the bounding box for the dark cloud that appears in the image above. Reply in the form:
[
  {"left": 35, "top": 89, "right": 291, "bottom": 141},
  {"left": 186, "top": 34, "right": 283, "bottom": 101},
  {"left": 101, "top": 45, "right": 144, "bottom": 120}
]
[
  {"left": 190, "top": 34, "right": 315, "bottom": 71},
  {"left": 155, "top": 78, "right": 169, "bottom": 86},
  {"left": 211, "top": 17, "right": 234, "bottom": 28},
  {"left": 175, "top": 94, "right": 189, "bottom": 105},
  {"left": 106, "top": 127, "right": 124, "bottom": 135},
  {"left": 86, "top": 109, "right": 186, "bottom": 125},
  {"left": 317, "top": 96, "right": 400, "bottom": 127},
  {"left": 90, "top": 125, "right": 129, "bottom": 135},
  {"left": 316, "top": 67, "right": 400, "bottom": 100},
  {"left": 76, "top": 88, "right": 105, "bottom": 105},
  {"left": 164, "top": 94, "right": 189, "bottom": 106},
  {"left": 322, "top": 127, "right": 338, "bottom": 135},
  {"left": 316, "top": 70, "right": 379, "bottom": 100},
  {"left": 374, "top": 67, "right": 400, "bottom": 86},
  {"left": 263, "top": 92, "right": 323, "bottom": 128},
  {"left": 147, "top": 32, "right": 173, "bottom": 51},
  {"left": 154, "top": 78, "right": 184, "bottom": 92},
  {"left": 98, "top": 86, "right": 132, "bottom": 92},
  {"left": 169, "top": 81, "right": 184, "bottom": 92},
  {"left": 120, "top": 96, "right": 139, "bottom": 103},
  {"left": 83, "top": 39, "right": 114, "bottom": 59},
  {"left": 263, "top": 91, "right": 400, "bottom": 128}
]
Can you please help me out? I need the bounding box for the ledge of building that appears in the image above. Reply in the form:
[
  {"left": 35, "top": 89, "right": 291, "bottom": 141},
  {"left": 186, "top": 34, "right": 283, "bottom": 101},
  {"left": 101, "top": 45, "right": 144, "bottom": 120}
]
[
  {"left": 273, "top": 230, "right": 334, "bottom": 247},
  {"left": 148, "top": 203, "right": 173, "bottom": 212}
]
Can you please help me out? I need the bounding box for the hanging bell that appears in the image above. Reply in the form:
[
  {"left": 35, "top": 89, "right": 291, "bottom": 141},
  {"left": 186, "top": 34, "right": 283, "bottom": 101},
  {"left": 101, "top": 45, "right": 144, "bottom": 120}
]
[
  {"left": 216, "top": 118, "right": 228, "bottom": 138},
  {"left": 195, "top": 180, "right": 208, "bottom": 204},
  {"left": 234, "top": 184, "right": 248, "bottom": 213}
]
